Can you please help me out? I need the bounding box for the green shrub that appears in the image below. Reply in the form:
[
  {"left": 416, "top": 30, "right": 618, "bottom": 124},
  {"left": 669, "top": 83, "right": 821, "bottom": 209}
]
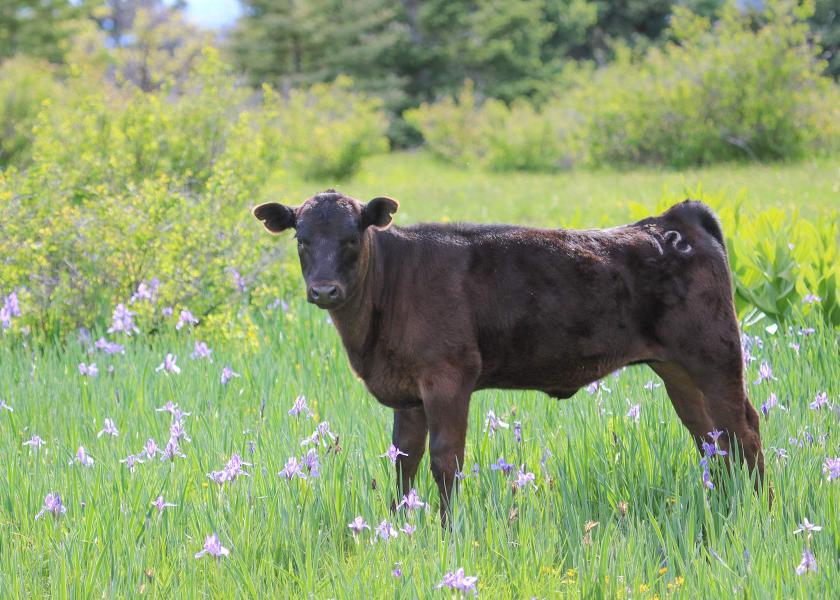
[
  {"left": 405, "top": 81, "right": 584, "bottom": 171},
  {"left": 0, "top": 57, "right": 62, "bottom": 168},
  {"left": 0, "top": 49, "right": 290, "bottom": 340},
  {"left": 573, "top": 1, "right": 840, "bottom": 167},
  {"left": 272, "top": 75, "right": 389, "bottom": 181}
]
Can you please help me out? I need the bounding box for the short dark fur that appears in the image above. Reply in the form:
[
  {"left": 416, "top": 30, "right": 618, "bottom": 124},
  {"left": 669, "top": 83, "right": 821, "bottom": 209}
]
[{"left": 254, "top": 194, "right": 766, "bottom": 518}]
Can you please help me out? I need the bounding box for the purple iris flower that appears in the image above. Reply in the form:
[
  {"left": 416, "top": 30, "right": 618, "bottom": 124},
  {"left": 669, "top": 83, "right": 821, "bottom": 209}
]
[
  {"left": 374, "top": 520, "right": 398, "bottom": 541},
  {"left": 436, "top": 568, "right": 478, "bottom": 596},
  {"left": 98, "top": 418, "right": 119, "bottom": 438},
  {"left": 78, "top": 362, "right": 98, "bottom": 377},
  {"left": 175, "top": 309, "right": 198, "bottom": 331},
  {"left": 23, "top": 434, "right": 45, "bottom": 449},
  {"left": 392, "top": 564, "right": 403, "bottom": 577},
  {"left": 793, "top": 518, "right": 822, "bottom": 535},
  {"left": 513, "top": 465, "right": 536, "bottom": 490},
  {"left": 301, "top": 448, "right": 320, "bottom": 478},
  {"left": 484, "top": 410, "right": 509, "bottom": 436},
  {"left": 75, "top": 446, "right": 94, "bottom": 467},
  {"left": 753, "top": 361, "right": 777, "bottom": 385},
  {"left": 760, "top": 393, "right": 783, "bottom": 417},
  {"left": 142, "top": 438, "right": 160, "bottom": 460},
  {"left": 397, "top": 488, "right": 428, "bottom": 511},
  {"left": 160, "top": 437, "right": 186, "bottom": 461},
  {"left": 190, "top": 341, "right": 213, "bottom": 360},
  {"left": 279, "top": 456, "right": 306, "bottom": 479},
  {"left": 288, "top": 395, "right": 313, "bottom": 418},
  {"left": 348, "top": 516, "right": 369, "bottom": 535},
  {"left": 230, "top": 269, "right": 247, "bottom": 293},
  {"left": 155, "top": 402, "right": 191, "bottom": 419},
  {"left": 120, "top": 453, "right": 144, "bottom": 472},
  {"left": 809, "top": 392, "right": 829, "bottom": 410},
  {"left": 823, "top": 457, "right": 840, "bottom": 481},
  {"left": 585, "top": 380, "right": 611, "bottom": 394},
  {"left": 35, "top": 493, "right": 66, "bottom": 520},
  {"left": 795, "top": 548, "right": 817, "bottom": 575},
  {"left": 108, "top": 304, "right": 139, "bottom": 336},
  {"left": 220, "top": 366, "right": 240, "bottom": 385},
  {"left": 94, "top": 337, "right": 125, "bottom": 354},
  {"left": 195, "top": 533, "right": 230, "bottom": 559},
  {"left": 151, "top": 495, "right": 176, "bottom": 514},
  {"left": 626, "top": 403, "right": 641, "bottom": 423},
  {"left": 802, "top": 293, "right": 821, "bottom": 304},
  {"left": 169, "top": 418, "right": 191, "bottom": 442},
  {"left": 155, "top": 354, "right": 181, "bottom": 374},
  {"left": 400, "top": 524, "right": 416, "bottom": 536},
  {"left": 380, "top": 444, "right": 408, "bottom": 464},
  {"left": 513, "top": 421, "right": 522, "bottom": 443},
  {"left": 162, "top": 306, "right": 174, "bottom": 317},
  {"left": 130, "top": 278, "right": 159, "bottom": 304},
  {"left": 490, "top": 457, "right": 514, "bottom": 474},
  {"left": 300, "top": 422, "right": 337, "bottom": 448}
]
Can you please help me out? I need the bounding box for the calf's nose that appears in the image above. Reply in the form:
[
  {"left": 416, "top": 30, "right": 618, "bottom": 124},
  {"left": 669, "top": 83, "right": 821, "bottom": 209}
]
[{"left": 308, "top": 283, "right": 343, "bottom": 307}]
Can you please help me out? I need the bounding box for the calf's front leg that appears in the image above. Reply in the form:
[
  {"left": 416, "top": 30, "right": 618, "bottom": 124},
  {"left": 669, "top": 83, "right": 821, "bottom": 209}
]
[
  {"left": 420, "top": 368, "right": 475, "bottom": 523},
  {"left": 392, "top": 406, "right": 428, "bottom": 500}
]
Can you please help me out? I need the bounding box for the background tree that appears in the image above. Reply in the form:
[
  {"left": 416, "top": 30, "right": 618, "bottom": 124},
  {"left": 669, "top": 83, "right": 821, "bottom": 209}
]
[{"left": 0, "top": 0, "right": 83, "bottom": 62}]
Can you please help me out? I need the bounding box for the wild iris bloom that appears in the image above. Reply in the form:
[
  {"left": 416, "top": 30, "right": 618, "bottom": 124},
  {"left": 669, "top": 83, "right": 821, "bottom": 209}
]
[
  {"left": 94, "top": 337, "right": 125, "bottom": 354},
  {"left": 490, "top": 457, "right": 514, "bottom": 474},
  {"left": 795, "top": 548, "right": 817, "bottom": 575},
  {"left": 436, "top": 568, "right": 478, "bottom": 596},
  {"left": 98, "top": 418, "right": 119, "bottom": 438},
  {"left": 347, "top": 516, "right": 369, "bottom": 535},
  {"left": 230, "top": 269, "right": 247, "bottom": 293},
  {"left": 108, "top": 304, "right": 139, "bottom": 336},
  {"left": 809, "top": 392, "right": 829, "bottom": 410},
  {"left": 585, "top": 380, "right": 611, "bottom": 394},
  {"left": 195, "top": 533, "right": 230, "bottom": 559},
  {"left": 513, "top": 466, "right": 536, "bottom": 490},
  {"left": 398, "top": 489, "right": 428, "bottom": 511},
  {"left": 793, "top": 518, "right": 822, "bottom": 535},
  {"left": 169, "top": 419, "right": 191, "bottom": 442},
  {"left": 130, "top": 278, "right": 159, "bottom": 304},
  {"left": 151, "top": 495, "right": 176, "bottom": 513},
  {"left": 288, "top": 395, "right": 313, "bottom": 418},
  {"left": 760, "top": 393, "right": 783, "bottom": 417},
  {"left": 400, "top": 524, "right": 416, "bottom": 536},
  {"left": 823, "top": 457, "right": 840, "bottom": 481},
  {"left": 190, "top": 341, "right": 213, "bottom": 360},
  {"left": 75, "top": 446, "right": 94, "bottom": 467},
  {"left": 34, "top": 493, "right": 66, "bottom": 520},
  {"left": 374, "top": 520, "right": 399, "bottom": 541},
  {"left": 120, "top": 454, "right": 144, "bottom": 472},
  {"left": 513, "top": 421, "right": 522, "bottom": 443},
  {"left": 301, "top": 449, "right": 320, "bottom": 478},
  {"left": 380, "top": 444, "right": 408, "bottom": 464},
  {"left": 484, "top": 410, "right": 509, "bottom": 436},
  {"left": 279, "top": 457, "right": 306, "bottom": 479},
  {"left": 753, "top": 361, "right": 776, "bottom": 384},
  {"left": 175, "top": 309, "right": 199, "bottom": 330},
  {"left": 156, "top": 402, "right": 190, "bottom": 419},
  {"left": 160, "top": 438, "right": 186, "bottom": 461},
  {"left": 300, "top": 422, "right": 337, "bottom": 447},
  {"left": 220, "top": 366, "right": 240, "bottom": 385},
  {"left": 626, "top": 402, "right": 641, "bottom": 423},
  {"left": 78, "top": 362, "right": 98, "bottom": 377},
  {"left": 141, "top": 438, "right": 160, "bottom": 460},
  {"left": 156, "top": 354, "right": 181, "bottom": 374},
  {"left": 23, "top": 434, "right": 45, "bottom": 449}
]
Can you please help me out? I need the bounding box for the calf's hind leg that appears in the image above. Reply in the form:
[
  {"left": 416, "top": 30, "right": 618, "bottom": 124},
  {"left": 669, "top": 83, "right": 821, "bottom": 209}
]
[{"left": 651, "top": 361, "right": 765, "bottom": 490}]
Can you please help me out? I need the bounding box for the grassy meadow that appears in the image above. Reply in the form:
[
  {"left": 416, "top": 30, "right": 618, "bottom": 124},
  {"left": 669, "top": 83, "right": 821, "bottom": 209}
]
[{"left": 0, "top": 154, "right": 838, "bottom": 598}]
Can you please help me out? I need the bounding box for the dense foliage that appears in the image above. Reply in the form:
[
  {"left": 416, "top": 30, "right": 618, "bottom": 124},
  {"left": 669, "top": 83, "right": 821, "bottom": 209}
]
[{"left": 408, "top": 1, "right": 840, "bottom": 169}]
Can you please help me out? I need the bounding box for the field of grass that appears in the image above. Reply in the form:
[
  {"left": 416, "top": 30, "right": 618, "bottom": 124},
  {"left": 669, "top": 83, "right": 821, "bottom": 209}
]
[
  {"left": 1, "top": 155, "right": 838, "bottom": 597},
  {"left": 274, "top": 152, "right": 840, "bottom": 226}
]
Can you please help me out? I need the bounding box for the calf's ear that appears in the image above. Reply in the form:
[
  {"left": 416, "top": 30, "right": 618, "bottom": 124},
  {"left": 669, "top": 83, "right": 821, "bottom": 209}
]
[
  {"left": 362, "top": 196, "right": 399, "bottom": 229},
  {"left": 253, "top": 203, "right": 296, "bottom": 233}
]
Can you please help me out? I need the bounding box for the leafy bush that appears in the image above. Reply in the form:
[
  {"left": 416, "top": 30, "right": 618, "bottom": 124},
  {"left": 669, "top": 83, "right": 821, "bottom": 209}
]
[
  {"left": 272, "top": 75, "right": 389, "bottom": 181},
  {"left": 0, "top": 49, "right": 290, "bottom": 340},
  {"left": 408, "top": 1, "right": 840, "bottom": 171},
  {"left": 0, "top": 57, "right": 62, "bottom": 168},
  {"left": 405, "top": 81, "right": 584, "bottom": 171}
]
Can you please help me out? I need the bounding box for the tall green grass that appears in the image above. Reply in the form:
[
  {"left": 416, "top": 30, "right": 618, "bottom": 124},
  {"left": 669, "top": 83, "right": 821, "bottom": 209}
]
[{"left": 1, "top": 301, "right": 837, "bottom": 597}]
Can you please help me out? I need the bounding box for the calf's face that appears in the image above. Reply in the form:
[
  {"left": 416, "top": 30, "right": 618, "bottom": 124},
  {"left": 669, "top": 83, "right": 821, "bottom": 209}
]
[{"left": 253, "top": 191, "right": 398, "bottom": 309}]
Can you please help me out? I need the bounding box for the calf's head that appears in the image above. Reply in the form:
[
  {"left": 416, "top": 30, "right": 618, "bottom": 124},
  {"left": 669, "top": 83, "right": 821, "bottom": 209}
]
[{"left": 253, "top": 190, "right": 398, "bottom": 309}]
